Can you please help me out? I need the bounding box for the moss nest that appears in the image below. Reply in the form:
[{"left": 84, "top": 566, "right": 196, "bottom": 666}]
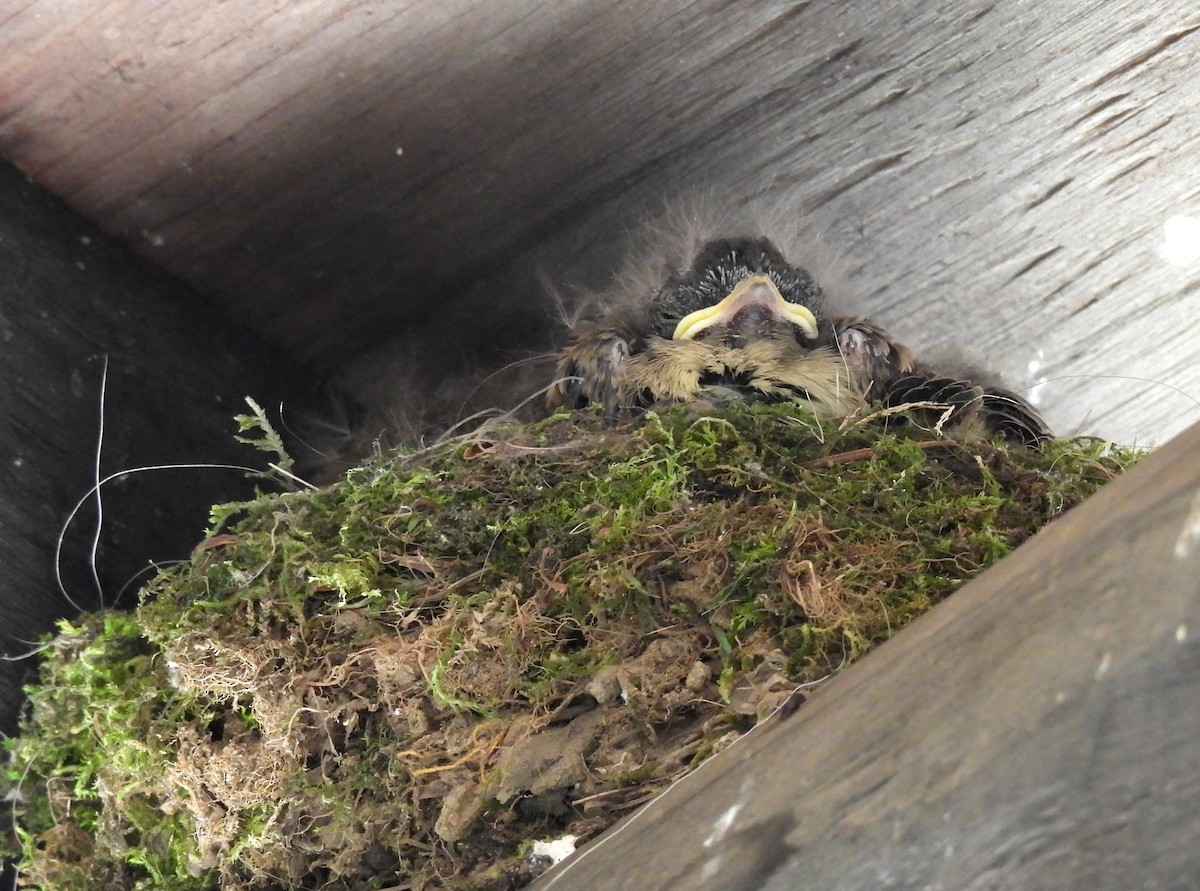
[{"left": 4, "top": 402, "right": 1141, "bottom": 889}]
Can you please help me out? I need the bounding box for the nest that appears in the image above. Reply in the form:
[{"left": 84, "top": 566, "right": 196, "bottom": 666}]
[{"left": 4, "top": 402, "right": 1140, "bottom": 890}]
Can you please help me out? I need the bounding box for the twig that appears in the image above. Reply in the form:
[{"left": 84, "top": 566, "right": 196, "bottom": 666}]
[{"left": 807, "top": 439, "right": 958, "bottom": 467}]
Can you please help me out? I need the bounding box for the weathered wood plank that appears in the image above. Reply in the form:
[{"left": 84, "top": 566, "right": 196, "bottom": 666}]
[
  {"left": 530, "top": 419, "right": 1200, "bottom": 891},
  {"left": 1, "top": 1, "right": 1197, "bottom": 448},
  {"left": 0, "top": 162, "right": 319, "bottom": 734}
]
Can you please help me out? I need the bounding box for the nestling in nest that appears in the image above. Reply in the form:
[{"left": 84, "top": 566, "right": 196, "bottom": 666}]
[
  {"left": 11, "top": 215, "right": 1129, "bottom": 891},
  {"left": 549, "top": 232, "right": 1049, "bottom": 447}
]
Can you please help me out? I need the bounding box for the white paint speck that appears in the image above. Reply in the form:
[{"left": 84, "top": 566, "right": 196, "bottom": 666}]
[
  {"left": 1177, "top": 625, "right": 1188, "bottom": 643},
  {"left": 1055, "top": 690, "right": 1067, "bottom": 704},
  {"left": 395, "top": 147, "right": 404, "bottom": 156},
  {"left": 1095, "top": 651, "right": 1112, "bottom": 679},
  {"left": 1160, "top": 214, "right": 1200, "bottom": 267},
  {"left": 531, "top": 835, "right": 577, "bottom": 865},
  {"left": 704, "top": 803, "right": 741, "bottom": 848},
  {"left": 1174, "top": 489, "right": 1200, "bottom": 559}
]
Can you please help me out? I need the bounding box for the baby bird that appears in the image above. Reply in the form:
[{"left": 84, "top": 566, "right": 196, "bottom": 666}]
[{"left": 548, "top": 234, "right": 1050, "bottom": 447}]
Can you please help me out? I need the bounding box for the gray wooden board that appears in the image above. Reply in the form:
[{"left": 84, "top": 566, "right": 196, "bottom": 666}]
[
  {"left": 1, "top": 1, "right": 1197, "bottom": 445},
  {"left": 528, "top": 418, "right": 1200, "bottom": 891},
  {"left": 0, "top": 162, "right": 320, "bottom": 735}
]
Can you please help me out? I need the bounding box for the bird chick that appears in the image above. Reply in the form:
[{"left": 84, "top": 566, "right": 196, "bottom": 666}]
[{"left": 549, "top": 234, "right": 1050, "bottom": 447}]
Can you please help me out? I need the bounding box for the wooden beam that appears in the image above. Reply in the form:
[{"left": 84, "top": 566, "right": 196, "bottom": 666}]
[{"left": 532, "top": 420, "right": 1200, "bottom": 890}]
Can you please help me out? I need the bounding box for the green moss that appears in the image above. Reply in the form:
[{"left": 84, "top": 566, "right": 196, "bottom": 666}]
[
  {"left": 4, "top": 403, "right": 1141, "bottom": 890},
  {"left": 6, "top": 613, "right": 211, "bottom": 890}
]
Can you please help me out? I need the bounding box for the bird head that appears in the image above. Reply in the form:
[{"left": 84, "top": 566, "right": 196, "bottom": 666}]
[
  {"left": 549, "top": 235, "right": 865, "bottom": 417},
  {"left": 548, "top": 229, "right": 1050, "bottom": 447},
  {"left": 645, "top": 237, "right": 828, "bottom": 346}
]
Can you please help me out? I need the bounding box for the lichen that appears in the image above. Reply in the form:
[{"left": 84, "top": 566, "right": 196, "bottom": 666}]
[{"left": 3, "top": 402, "right": 1141, "bottom": 889}]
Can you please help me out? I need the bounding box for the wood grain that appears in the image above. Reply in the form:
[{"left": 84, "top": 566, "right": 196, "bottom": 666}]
[
  {"left": 529, "top": 418, "right": 1200, "bottom": 891},
  {"left": 1, "top": 1, "right": 1198, "bottom": 447}
]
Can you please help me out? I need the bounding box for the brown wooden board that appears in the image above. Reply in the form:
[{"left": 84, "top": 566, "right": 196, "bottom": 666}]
[
  {"left": 0, "top": 161, "right": 320, "bottom": 734},
  {"left": 1, "top": 2, "right": 1197, "bottom": 446},
  {"left": 529, "top": 418, "right": 1200, "bottom": 891}
]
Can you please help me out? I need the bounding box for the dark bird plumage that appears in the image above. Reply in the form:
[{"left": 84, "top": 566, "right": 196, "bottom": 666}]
[{"left": 549, "top": 232, "right": 1050, "bottom": 447}]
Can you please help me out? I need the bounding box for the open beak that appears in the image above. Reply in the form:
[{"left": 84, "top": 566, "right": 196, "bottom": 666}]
[{"left": 672, "top": 274, "right": 818, "bottom": 341}]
